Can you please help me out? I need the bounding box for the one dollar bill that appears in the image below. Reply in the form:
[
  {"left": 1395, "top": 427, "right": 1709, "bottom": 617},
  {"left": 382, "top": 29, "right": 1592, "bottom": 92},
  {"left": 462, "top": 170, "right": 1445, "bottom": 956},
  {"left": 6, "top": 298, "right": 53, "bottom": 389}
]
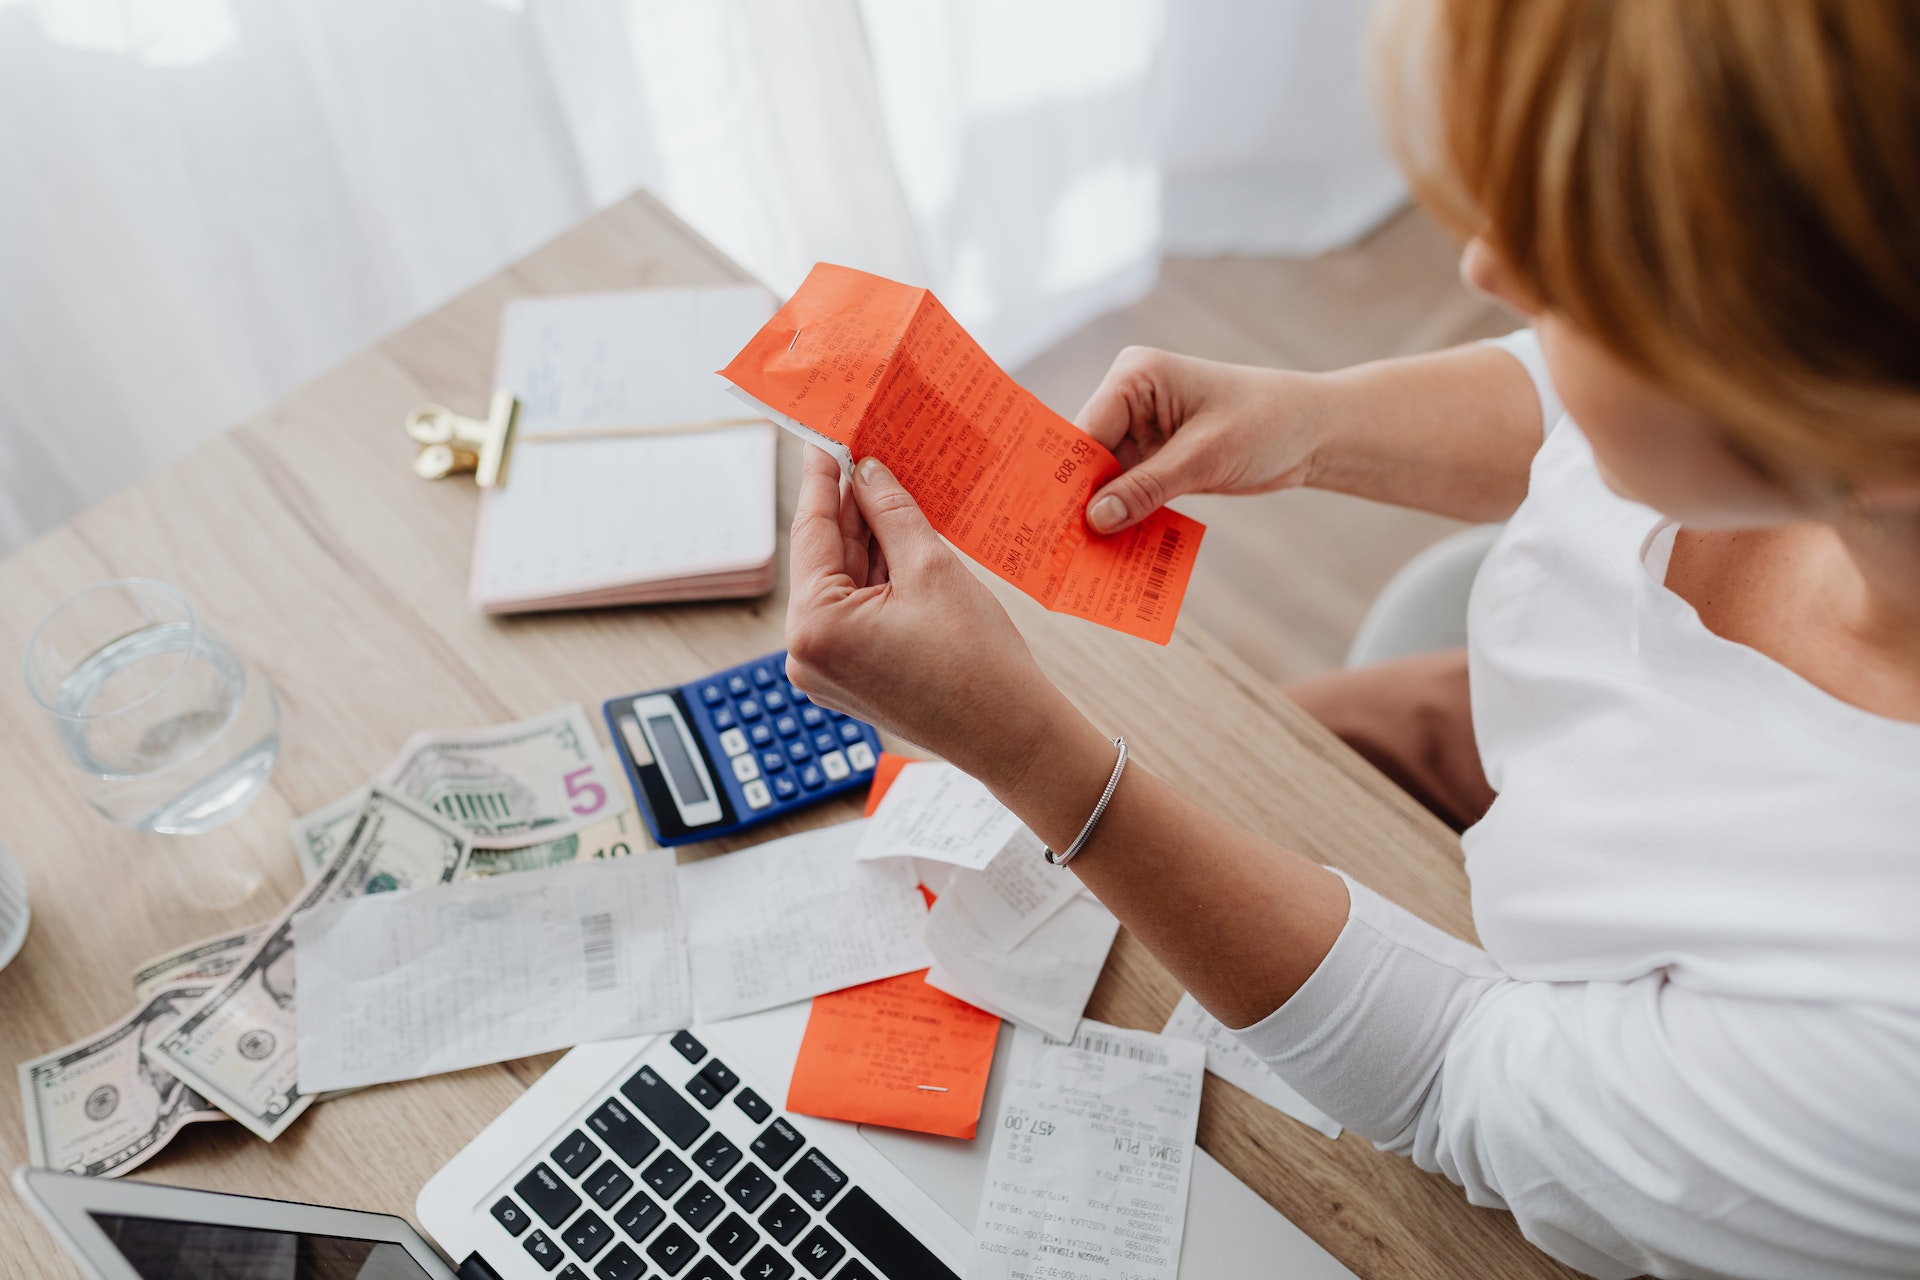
[
  {"left": 143, "top": 786, "right": 470, "bottom": 1141},
  {"left": 378, "top": 704, "right": 627, "bottom": 848},
  {"left": 18, "top": 981, "right": 227, "bottom": 1177}
]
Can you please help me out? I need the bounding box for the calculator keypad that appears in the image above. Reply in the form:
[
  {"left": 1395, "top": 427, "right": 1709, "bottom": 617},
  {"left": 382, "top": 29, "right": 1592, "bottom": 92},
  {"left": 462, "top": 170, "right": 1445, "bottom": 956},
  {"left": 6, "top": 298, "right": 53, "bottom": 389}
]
[
  {"left": 610, "top": 651, "right": 882, "bottom": 847},
  {"left": 702, "top": 659, "right": 876, "bottom": 815}
]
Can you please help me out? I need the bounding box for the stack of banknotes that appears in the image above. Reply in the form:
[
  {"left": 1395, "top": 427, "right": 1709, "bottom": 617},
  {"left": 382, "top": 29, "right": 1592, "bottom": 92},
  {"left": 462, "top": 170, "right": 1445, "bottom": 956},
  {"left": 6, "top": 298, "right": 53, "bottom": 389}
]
[{"left": 17, "top": 704, "right": 643, "bottom": 1178}]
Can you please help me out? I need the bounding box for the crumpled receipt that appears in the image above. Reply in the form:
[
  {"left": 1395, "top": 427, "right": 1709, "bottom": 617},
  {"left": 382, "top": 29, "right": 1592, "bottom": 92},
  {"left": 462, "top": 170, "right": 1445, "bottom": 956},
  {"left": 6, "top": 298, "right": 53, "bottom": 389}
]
[{"left": 972, "top": 1021, "right": 1205, "bottom": 1280}]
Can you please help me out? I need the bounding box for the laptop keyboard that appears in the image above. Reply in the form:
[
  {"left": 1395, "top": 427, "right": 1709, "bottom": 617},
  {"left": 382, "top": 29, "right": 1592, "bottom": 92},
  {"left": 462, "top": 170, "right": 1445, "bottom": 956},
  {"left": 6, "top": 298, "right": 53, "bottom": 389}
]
[{"left": 486, "top": 1030, "right": 957, "bottom": 1280}]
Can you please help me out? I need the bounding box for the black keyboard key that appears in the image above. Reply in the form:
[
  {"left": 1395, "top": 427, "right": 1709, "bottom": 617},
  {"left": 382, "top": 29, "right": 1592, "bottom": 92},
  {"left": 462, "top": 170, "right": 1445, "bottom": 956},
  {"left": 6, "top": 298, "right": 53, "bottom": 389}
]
[
  {"left": 827, "top": 1186, "right": 960, "bottom": 1280},
  {"left": 644, "top": 1148, "right": 693, "bottom": 1198},
  {"left": 758, "top": 1193, "right": 807, "bottom": 1245},
  {"left": 751, "top": 1118, "right": 804, "bottom": 1170},
  {"left": 562, "top": 1212, "right": 614, "bottom": 1262},
  {"left": 687, "top": 1073, "right": 723, "bottom": 1109},
  {"left": 491, "top": 1196, "right": 532, "bottom": 1237},
  {"left": 710, "top": 1212, "right": 759, "bottom": 1264},
  {"left": 783, "top": 1149, "right": 848, "bottom": 1211},
  {"left": 613, "top": 1190, "right": 666, "bottom": 1242},
  {"left": 623, "top": 1065, "right": 710, "bottom": 1149},
  {"left": 734, "top": 1087, "right": 772, "bottom": 1124},
  {"left": 593, "top": 1243, "right": 645, "bottom": 1280},
  {"left": 516, "top": 1164, "right": 583, "bottom": 1229},
  {"left": 671, "top": 1030, "right": 707, "bottom": 1063},
  {"left": 726, "top": 1163, "right": 776, "bottom": 1212},
  {"left": 552, "top": 1129, "right": 602, "bottom": 1179},
  {"left": 584, "top": 1160, "right": 636, "bottom": 1211},
  {"left": 560, "top": 1266, "right": 588, "bottom": 1280},
  {"left": 833, "top": 1263, "right": 879, "bottom": 1280},
  {"left": 587, "top": 1098, "right": 659, "bottom": 1167},
  {"left": 693, "top": 1132, "right": 742, "bottom": 1180},
  {"left": 646, "top": 1223, "right": 699, "bottom": 1275},
  {"left": 524, "top": 1230, "right": 563, "bottom": 1271},
  {"left": 688, "top": 1260, "right": 732, "bottom": 1280},
  {"left": 743, "top": 1245, "right": 795, "bottom": 1280},
  {"left": 699, "top": 1059, "right": 740, "bottom": 1094},
  {"left": 794, "top": 1227, "right": 846, "bottom": 1278},
  {"left": 675, "top": 1181, "right": 725, "bottom": 1232}
]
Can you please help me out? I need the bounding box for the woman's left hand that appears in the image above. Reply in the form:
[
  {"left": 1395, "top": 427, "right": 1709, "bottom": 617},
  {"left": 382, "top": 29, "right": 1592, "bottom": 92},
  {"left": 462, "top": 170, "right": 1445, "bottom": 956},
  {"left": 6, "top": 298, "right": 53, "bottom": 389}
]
[{"left": 784, "top": 447, "right": 1076, "bottom": 786}]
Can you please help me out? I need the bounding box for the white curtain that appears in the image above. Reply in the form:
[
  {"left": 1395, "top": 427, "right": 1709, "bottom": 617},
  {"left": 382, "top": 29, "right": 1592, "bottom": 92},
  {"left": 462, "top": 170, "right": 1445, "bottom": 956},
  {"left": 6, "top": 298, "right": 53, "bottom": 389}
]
[{"left": 0, "top": 0, "right": 1400, "bottom": 554}]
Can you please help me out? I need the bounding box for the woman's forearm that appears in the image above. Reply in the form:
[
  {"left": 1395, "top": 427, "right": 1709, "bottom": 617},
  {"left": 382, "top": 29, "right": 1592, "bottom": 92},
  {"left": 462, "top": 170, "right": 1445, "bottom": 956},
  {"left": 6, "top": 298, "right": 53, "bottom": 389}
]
[
  {"left": 987, "top": 692, "right": 1349, "bottom": 1028},
  {"left": 1300, "top": 343, "right": 1544, "bottom": 522}
]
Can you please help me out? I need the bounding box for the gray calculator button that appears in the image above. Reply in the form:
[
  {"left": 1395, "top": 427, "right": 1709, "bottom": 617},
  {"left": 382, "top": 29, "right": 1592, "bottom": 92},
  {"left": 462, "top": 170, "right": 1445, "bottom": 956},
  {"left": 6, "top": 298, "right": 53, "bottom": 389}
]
[
  {"left": 742, "top": 779, "right": 772, "bottom": 810},
  {"left": 732, "top": 754, "right": 761, "bottom": 783},
  {"left": 845, "top": 742, "right": 875, "bottom": 771},
  {"left": 719, "top": 728, "right": 749, "bottom": 758},
  {"left": 819, "top": 751, "right": 850, "bottom": 782}
]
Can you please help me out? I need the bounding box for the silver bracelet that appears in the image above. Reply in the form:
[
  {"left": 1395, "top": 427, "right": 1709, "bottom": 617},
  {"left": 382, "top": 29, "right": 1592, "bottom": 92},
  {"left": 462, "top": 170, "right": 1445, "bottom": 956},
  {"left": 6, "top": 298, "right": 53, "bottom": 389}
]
[{"left": 1043, "top": 737, "right": 1128, "bottom": 866}]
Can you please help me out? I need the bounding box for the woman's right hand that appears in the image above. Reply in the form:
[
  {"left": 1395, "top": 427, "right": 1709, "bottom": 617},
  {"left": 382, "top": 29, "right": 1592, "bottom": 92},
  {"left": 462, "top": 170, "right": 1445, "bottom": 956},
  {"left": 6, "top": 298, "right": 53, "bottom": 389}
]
[{"left": 1075, "top": 347, "right": 1328, "bottom": 534}]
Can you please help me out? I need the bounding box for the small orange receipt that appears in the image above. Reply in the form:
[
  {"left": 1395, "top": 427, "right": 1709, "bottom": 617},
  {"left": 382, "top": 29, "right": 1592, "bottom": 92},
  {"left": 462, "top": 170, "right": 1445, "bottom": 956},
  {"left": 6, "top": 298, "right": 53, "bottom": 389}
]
[
  {"left": 864, "top": 751, "right": 915, "bottom": 816},
  {"left": 787, "top": 969, "right": 1001, "bottom": 1139},
  {"left": 721, "top": 263, "right": 1204, "bottom": 645}
]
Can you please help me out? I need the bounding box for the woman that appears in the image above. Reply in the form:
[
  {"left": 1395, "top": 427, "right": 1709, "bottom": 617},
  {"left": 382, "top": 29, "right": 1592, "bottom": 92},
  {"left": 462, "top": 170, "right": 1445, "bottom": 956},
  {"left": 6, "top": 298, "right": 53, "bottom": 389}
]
[{"left": 783, "top": 2, "right": 1920, "bottom": 1276}]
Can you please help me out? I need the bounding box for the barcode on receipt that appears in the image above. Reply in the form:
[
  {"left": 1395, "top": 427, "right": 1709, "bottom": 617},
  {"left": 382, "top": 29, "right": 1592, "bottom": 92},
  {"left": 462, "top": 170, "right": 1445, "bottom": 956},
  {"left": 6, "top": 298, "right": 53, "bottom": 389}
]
[
  {"left": 580, "top": 912, "right": 617, "bottom": 992},
  {"left": 1134, "top": 527, "right": 1183, "bottom": 622},
  {"left": 1064, "top": 1031, "right": 1169, "bottom": 1067}
]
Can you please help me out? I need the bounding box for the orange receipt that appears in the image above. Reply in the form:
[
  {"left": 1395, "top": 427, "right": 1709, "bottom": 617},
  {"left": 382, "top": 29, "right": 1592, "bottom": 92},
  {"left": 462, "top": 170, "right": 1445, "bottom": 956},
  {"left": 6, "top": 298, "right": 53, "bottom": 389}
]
[
  {"left": 786, "top": 969, "right": 1002, "bottom": 1139},
  {"left": 720, "top": 263, "right": 1204, "bottom": 645},
  {"left": 863, "top": 750, "right": 915, "bottom": 817}
]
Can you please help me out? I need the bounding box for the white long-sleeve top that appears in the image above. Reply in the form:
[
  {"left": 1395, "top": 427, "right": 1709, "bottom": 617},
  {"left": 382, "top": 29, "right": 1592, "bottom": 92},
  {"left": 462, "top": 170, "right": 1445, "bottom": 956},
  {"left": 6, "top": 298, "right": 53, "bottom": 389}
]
[{"left": 1234, "top": 331, "right": 1920, "bottom": 1279}]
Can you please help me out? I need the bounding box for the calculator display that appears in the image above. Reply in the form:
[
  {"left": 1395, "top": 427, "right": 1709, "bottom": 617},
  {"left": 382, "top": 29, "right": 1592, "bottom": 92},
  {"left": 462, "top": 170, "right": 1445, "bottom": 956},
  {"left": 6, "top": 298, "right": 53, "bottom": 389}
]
[{"left": 647, "top": 713, "right": 710, "bottom": 804}]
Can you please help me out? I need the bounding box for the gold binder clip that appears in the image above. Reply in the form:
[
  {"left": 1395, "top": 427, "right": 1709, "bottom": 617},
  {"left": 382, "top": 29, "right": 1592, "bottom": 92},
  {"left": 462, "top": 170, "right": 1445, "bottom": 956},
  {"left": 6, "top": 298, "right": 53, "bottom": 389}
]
[{"left": 405, "top": 390, "right": 520, "bottom": 488}]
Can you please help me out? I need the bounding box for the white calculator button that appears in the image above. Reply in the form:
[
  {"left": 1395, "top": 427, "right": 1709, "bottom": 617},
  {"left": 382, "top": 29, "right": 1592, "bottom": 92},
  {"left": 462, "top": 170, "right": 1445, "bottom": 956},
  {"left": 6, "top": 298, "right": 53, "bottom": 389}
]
[
  {"left": 719, "top": 728, "right": 749, "bottom": 758},
  {"left": 820, "top": 750, "right": 850, "bottom": 782},
  {"left": 742, "top": 779, "right": 772, "bottom": 810},
  {"left": 845, "top": 741, "right": 875, "bottom": 772},
  {"left": 731, "top": 753, "right": 761, "bottom": 783}
]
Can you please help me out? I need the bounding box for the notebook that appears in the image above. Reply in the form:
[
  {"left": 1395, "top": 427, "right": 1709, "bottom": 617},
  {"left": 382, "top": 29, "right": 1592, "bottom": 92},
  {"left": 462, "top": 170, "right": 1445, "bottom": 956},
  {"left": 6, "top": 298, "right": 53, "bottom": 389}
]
[{"left": 469, "top": 287, "right": 780, "bottom": 613}]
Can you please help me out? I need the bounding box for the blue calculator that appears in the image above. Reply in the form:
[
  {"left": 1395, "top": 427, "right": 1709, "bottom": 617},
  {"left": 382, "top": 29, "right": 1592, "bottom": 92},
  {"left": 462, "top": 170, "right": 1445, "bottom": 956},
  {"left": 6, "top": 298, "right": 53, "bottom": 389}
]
[{"left": 604, "top": 650, "right": 882, "bottom": 846}]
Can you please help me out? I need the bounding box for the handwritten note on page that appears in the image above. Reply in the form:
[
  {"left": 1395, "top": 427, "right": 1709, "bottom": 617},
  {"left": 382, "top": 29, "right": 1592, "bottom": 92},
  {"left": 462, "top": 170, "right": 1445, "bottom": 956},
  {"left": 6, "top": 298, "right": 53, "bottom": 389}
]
[
  {"left": 720, "top": 263, "right": 1204, "bottom": 644},
  {"left": 973, "top": 1022, "right": 1205, "bottom": 1280},
  {"left": 785, "top": 970, "right": 1001, "bottom": 1139},
  {"left": 293, "top": 852, "right": 690, "bottom": 1093},
  {"left": 677, "top": 820, "right": 932, "bottom": 1021},
  {"left": 1162, "top": 993, "right": 1341, "bottom": 1139}
]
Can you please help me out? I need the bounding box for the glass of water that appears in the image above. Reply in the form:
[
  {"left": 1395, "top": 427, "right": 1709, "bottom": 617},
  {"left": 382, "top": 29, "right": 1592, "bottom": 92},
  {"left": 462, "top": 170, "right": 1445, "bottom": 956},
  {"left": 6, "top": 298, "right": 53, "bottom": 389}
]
[{"left": 23, "top": 579, "right": 280, "bottom": 834}]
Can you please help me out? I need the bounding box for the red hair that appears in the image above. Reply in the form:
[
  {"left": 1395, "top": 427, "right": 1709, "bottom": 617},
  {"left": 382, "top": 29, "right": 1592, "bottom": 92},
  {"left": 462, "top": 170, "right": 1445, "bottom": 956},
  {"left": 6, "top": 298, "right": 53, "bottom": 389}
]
[{"left": 1377, "top": 0, "right": 1920, "bottom": 478}]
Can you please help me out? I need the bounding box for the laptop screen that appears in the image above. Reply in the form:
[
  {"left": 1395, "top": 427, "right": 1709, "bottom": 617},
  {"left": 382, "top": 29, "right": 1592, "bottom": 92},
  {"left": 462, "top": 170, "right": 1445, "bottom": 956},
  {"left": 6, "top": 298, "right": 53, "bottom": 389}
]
[{"left": 86, "top": 1214, "right": 435, "bottom": 1280}]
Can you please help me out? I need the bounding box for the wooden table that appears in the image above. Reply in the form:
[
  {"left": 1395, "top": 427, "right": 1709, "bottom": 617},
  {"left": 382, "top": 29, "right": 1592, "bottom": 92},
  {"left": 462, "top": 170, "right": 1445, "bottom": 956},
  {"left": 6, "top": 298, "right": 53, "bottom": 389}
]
[{"left": 0, "top": 193, "right": 1576, "bottom": 1280}]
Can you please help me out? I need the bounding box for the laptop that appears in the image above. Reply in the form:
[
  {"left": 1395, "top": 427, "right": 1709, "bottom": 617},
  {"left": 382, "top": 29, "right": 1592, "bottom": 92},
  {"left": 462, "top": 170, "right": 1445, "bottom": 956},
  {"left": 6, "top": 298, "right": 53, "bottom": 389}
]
[{"left": 20, "top": 1003, "right": 1359, "bottom": 1280}]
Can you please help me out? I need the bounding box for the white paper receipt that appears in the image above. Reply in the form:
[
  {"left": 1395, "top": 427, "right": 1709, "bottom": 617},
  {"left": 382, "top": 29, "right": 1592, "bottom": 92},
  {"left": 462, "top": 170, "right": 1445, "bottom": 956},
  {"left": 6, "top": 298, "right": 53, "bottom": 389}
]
[
  {"left": 855, "top": 762, "right": 1025, "bottom": 872},
  {"left": 972, "top": 1022, "right": 1205, "bottom": 1280},
  {"left": 293, "top": 852, "right": 690, "bottom": 1093},
  {"left": 1161, "top": 993, "right": 1341, "bottom": 1139},
  {"left": 678, "top": 819, "right": 931, "bottom": 1021}
]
